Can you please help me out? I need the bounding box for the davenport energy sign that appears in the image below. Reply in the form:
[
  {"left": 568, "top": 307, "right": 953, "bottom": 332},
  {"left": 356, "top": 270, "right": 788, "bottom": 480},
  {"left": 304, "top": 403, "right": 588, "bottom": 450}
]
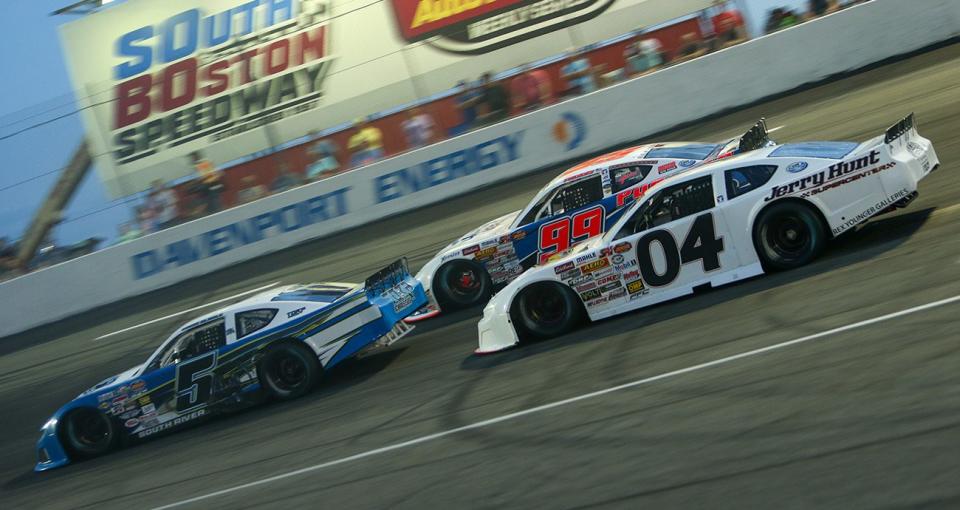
[
  {"left": 389, "top": 0, "right": 617, "bottom": 53},
  {"left": 60, "top": 0, "right": 335, "bottom": 197}
]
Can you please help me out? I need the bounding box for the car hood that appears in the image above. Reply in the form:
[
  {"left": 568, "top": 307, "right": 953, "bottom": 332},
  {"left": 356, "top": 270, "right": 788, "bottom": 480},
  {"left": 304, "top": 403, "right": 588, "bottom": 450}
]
[
  {"left": 442, "top": 210, "right": 521, "bottom": 253},
  {"left": 76, "top": 363, "right": 145, "bottom": 399}
]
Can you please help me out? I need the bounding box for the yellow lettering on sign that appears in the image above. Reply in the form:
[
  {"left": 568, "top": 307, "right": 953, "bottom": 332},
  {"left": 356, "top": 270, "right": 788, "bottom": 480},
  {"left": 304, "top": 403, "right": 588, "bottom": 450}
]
[{"left": 411, "top": 0, "right": 497, "bottom": 29}]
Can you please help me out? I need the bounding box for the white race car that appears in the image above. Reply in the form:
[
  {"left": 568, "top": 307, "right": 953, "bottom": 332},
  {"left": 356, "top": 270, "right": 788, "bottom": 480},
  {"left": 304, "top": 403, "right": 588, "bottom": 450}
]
[
  {"left": 476, "top": 114, "right": 939, "bottom": 353},
  {"left": 407, "top": 122, "right": 773, "bottom": 322}
]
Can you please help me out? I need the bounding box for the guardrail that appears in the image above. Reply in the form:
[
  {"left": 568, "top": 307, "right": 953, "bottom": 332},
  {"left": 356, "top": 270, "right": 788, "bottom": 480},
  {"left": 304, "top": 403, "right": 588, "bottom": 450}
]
[{"left": 2, "top": 0, "right": 958, "bottom": 338}]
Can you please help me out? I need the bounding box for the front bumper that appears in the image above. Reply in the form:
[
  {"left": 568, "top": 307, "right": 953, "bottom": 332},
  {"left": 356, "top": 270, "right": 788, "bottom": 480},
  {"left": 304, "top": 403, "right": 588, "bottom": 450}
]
[
  {"left": 475, "top": 303, "right": 520, "bottom": 354},
  {"left": 35, "top": 419, "right": 69, "bottom": 472}
]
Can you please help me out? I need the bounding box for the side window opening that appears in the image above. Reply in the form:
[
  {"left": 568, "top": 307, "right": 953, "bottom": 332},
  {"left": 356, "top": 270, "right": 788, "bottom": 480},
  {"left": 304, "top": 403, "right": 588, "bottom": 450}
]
[
  {"left": 725, "top": 165, "right": 778, "bottom": 199},
  {"left": 616, "top": 176, "right": 715, "bottom": 238},
  {"left": 236, "top": 309, "right": 278, "bottom": 338},
  {"left": 610, "top": 164, "right": 652, "bottom": 193},
  {"left": 519, "top": 175, "right": 604, "bottom": 225},
  {"left": 154, "top": 319, "right": 227, "bottom": 369}
]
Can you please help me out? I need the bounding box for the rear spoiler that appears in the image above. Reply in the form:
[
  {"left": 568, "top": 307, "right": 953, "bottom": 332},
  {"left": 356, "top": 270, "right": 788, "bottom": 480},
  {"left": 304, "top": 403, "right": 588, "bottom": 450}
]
[
  {"left": 365, "top": 258, "right": 410, "bottom": 296},
  {"left": 884, "top": 113, "right": 915, "bottom": 144},
  {"left": 737, "top": 118, "right": 772, "bottom": 154}
]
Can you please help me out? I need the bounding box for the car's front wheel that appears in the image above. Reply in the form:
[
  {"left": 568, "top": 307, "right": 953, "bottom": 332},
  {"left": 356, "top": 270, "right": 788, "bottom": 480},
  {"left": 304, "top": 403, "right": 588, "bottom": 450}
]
[
  {"left": 258, "top": 342, "right": 322, "bottom": 400},
  {"left": 434, "top": 259, "right": 493, "bottom": 310},
  {"left": 512, "top": 282, "right": 584, "bottom": 340},
  {"left": 61, "top": 408, "right": 118, "bottom": 459},
  {"left": 754, "top": 201, "right": 827, "bottom": 271}
]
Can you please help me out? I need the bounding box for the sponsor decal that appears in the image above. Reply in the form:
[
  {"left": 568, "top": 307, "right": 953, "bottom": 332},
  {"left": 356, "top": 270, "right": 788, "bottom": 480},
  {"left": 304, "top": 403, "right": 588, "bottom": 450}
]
[
  {"left": 611, "top": 254, "right": 624, "bottom": 264},
  {"left": 554, "top": 112, "right": 587, "bottom": 151},
  {"left": 559, "top": 268, "right": 581, "bottom": 280},
  {"left": 498, "top": 235, "right": 511, "bottom": 244},
  {"left": 462, "top": 245, "right": 480, "bottom": 256},
  {"left": 97, "top": 391, "right": 115, "bottom": 402},
  {"left": 595, "top": 274, "right": 620, "bottom": 286},
  {"left": 614, "top": 260, "right": 638, "bottom": 272},
  {"left": 626, "top": 279, "right": 646, "bottom": 294},
  {"left": 679, "top": 159, "right": 697, "bottom": 168},
  {"left": 658, "top": 161, "right": 678, "bottom": 174},
  {"left": 475, "top": 247, "right": 497, "bottom": 260},
  {"left": 554, "top": 261, "right": 575, "bottom": 274},
  {"left": 764, "top": 150, "right": 894, "bottom": 201},
  {"left": 580, "top": 288, "right": 602, "bottom": 302},
  {"left": 137, "top": 396, "right": 151, "bottom": 406},
  {"left": 613, "top": 242, "right": 631, "bottom": 254},
  {"left": 112, "top": 395, "right": 128, "bottom": 404},
  {"left": 580, "top": 258, "right": 610, "bottom": 274},
  {"left": 512, "top": 230, "right": 526, "bottom": 240},
  {"left": 787, "top": 161, "right": 808, "bottom": 173},
  {"left": 124, "top": 418, "right": 140, "bottom": 429},
  {"left": 480, "top": 238, "right": 499, "bottom": 247},
  {"left": 831, "top": 188, "right": 911, "bottom": 235},
  {"left": 607, "top": 288, "right": 627, "bottom": 300},
  {"left": 907, "top": 142, "right": 924, "bottom": 157},
  {"left": 635, "top": 160, "right": 659, "bottom": 165},
  {"left": 598, "top": 281, "right": 621, "bottom": 293},
  {"left": 623, "top": 270, "right": 639, "bottom": 281},
  {"left": 569, "top": 275, "right": 593, "bottom": 286},
  {"left": 111, "top": 404, "right": 124, "bottom": 415},
  {"left": 615, "top": 178, "right": 665, "bottom": 206},
  {"left": 137, "top": 409, "right": 207, "bottom": 439},
  {"left": 586, "top": 296, "right": 608, "bottom": 306},
  {"left": 142, "top": 403, "right": 156, "bottom": 414},
  {"left": 388, "top": 0, "right": 616, "bottom": 54},
  {"left": 120, "top": 409, "right": 141, "bottom": 419},
  {"left": 130, "top": 380, "right": 146, "bottom": 391},
  {"left": 576, "top": 282, "right": 597, "bottom": 292},
  {"left": 575, "top": 253, "right": 597, "bottom": 264},
  {"left": 98, "top": 401, "right": 110, "bottom": 410}
]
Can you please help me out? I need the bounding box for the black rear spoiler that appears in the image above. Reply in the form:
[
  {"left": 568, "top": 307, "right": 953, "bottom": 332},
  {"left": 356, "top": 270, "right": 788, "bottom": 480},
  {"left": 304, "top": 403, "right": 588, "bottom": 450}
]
[
  {"left": 737, "top": 118, "right": 771, "bottom": 153},
  {"left": 884, "top": 113, "right": 915, "bottom": 144},
  {"left": 365, "top": 258, "right": 409, "bottom": 296}
]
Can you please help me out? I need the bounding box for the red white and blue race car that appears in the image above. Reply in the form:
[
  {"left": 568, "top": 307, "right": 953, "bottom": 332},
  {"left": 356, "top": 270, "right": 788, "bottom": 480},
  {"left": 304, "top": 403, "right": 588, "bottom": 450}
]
[
  {"left": 475, "top": 114, "right": 939, "bottom": 353},
  {"left": 406, "top": 122, "right": 774, "bottom": 322}
]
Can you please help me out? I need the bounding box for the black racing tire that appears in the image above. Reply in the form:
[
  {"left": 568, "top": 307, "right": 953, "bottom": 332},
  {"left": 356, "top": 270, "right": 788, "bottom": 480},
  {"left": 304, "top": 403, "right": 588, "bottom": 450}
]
[
  {"left": 754, "top": 201, "right": 827, "bottom": 271},
  {"left": 257, "top": 342, "right": 322, "bottom": 400},
  {"left": 511, "top": 282, "right": 584, "bottom": 340},
  {"left": 434, "top": 259, "right": 493, "bottom": 310},
  {"left": 61, "top": 408, "right": 118, "bottom": 459}
]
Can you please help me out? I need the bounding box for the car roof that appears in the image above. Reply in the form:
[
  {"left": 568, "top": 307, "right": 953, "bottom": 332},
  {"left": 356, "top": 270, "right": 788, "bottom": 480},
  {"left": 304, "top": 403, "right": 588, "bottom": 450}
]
[{"left": 548, "top": 141, "right": 723, "bottom": 188}]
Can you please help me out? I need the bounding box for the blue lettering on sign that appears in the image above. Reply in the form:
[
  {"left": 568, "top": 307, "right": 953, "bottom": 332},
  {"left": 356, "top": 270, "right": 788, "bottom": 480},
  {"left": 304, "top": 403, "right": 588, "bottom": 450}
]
[
  {"left": 375, "top": 132, "right": 524, "bottom": 203},
  {"left": 131, "top": 187, "right": 350, "bottom": 279},
  {"left": 114, "top": 0, "right": 296, "bottom": 80}
]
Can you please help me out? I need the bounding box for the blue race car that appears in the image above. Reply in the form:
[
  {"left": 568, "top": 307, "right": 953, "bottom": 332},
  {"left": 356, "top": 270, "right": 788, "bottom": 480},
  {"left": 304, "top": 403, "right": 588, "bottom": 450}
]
[
  {"left": 35, "top": 259, "right": 426, "bottom": 471},
  {"left": 406, "top": 121, "right": 773, "bottom": 321}
]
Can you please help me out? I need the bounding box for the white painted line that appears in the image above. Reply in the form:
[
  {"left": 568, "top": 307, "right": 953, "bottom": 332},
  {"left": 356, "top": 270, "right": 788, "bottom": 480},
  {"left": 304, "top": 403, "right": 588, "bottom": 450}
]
[
  {"left": 767, "top": 125, "right": 786, "bottom": 133},
  {"left": 151, "top": 293, "right": 960, "bottom": 510},
  {"left": 95, "top": 282, "right": 281, "bottom": 341}
]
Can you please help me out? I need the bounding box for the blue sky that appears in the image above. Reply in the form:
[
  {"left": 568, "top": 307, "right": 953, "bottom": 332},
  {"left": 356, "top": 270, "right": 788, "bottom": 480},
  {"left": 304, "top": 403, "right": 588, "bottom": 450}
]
[{"left": 0, "top": 0, "right": 125, "bottom": 246}]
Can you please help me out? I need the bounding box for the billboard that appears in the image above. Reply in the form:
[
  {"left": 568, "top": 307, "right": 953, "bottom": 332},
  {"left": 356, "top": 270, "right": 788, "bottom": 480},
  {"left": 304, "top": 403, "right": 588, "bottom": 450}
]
[{"left": 59, "top": 0, "right": 713, "bottom": 198}]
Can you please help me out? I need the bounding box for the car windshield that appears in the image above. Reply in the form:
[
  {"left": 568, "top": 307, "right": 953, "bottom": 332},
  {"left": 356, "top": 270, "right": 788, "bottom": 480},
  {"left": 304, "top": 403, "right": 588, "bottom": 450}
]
[{"left": 645, "top": 144, "right": 721, "bottom": 160}]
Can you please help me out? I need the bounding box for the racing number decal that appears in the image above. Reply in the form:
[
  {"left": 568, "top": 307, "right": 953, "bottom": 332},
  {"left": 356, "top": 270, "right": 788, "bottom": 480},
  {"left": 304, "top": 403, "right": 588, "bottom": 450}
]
[
  {"left": 538, "top": 206, "right": 605, "bottom": 264},
  {"left": 175, "top": 352, "right": 217, "bottom": 413},
  {"left": 637, "top": 213, "right": 724, "bottom": 287}
]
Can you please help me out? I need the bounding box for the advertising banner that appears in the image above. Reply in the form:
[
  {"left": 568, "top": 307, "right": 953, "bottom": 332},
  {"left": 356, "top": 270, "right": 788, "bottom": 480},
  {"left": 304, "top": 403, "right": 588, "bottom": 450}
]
[{"left": 59, "top": 0, "right": 713, "bottom": 198}]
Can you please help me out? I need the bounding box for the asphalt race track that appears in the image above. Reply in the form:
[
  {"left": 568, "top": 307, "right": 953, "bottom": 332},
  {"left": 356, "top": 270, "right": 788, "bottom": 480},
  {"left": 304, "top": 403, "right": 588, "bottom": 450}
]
[{"left": 2, "top": 43, "right": 960, "bottom": 509}]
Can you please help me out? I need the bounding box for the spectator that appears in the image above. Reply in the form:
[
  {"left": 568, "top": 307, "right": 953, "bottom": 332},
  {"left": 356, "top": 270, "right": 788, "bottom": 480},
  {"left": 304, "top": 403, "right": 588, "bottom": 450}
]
[
  {"left": 0, "top": 237, "right": 17, "bottom": 275},
  {"left": 710, "top": 1, "right": 748, "bottom": 49},
  {"left": 347, "top": 117, "right": 385, "bottom": 167},
  {"left": 766, "top": 7, "right": 801, "bottom": 33},
  {"left": 453, "top": 80, "right": 482, "bottom": 134},
  {"left": 624, "top": 36, "right": 664, "bottom": 76},
  {"left": 113, "top": 222, "right": 142, "bottom": 245},
  {"left": 305, "top": 132, "right": 341, "bottom": 181},
  {"left": 236, "top": 175, "right": 267, "bottom": 204},
  {"left": 477, "top": 72, "right": 510, "bottom": 125},
  {"left": 511, "top": 65, "right": 554, "bottom": 112},
  {"left": 146, "top": 179, "right": 179, "bottom": 230},
  {"left": 808, "top": 0, "right": 837, "bottom": 18},
  {"left": 136, "top": 205, "right": 156, "bottom": 234},
  {"left": 191, "top": 151, "right": 224, "bottom": 213},
  {"left": 271, "top": 163, "right": 303, "bottom": 192},
  {"left": 675, "top": 32, "right": 707, "bottom": 63},
  {"left": 401, "top": 107, "right": 439, "bottom": 149},
  {"left": 561, "top": 49, "right": 598, "bottom": 96}
]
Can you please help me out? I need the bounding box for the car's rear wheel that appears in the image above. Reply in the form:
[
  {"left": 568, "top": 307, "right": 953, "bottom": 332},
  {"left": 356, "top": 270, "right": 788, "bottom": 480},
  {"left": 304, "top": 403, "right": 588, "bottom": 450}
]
[
  {"left": 434, "top": 259, "right": 493, "bottom": 310},
  {"left": 512, "top": 282, "right": 584, "bottom": 340},
  {"left": 258, "top": 342, "right": 322, "bottom": 400},
  {"left": 754, "top": 201, "right": 827, "bottom": 271},
  {"left": 61, "top": 408, "right": 117, "bottom": 459}
]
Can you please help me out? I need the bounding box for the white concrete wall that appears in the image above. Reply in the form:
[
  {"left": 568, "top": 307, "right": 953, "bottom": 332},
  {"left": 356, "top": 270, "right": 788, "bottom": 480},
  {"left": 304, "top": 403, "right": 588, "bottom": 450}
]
[{"left": 5, "top": 0, "right": 958, "bottom": 338}]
